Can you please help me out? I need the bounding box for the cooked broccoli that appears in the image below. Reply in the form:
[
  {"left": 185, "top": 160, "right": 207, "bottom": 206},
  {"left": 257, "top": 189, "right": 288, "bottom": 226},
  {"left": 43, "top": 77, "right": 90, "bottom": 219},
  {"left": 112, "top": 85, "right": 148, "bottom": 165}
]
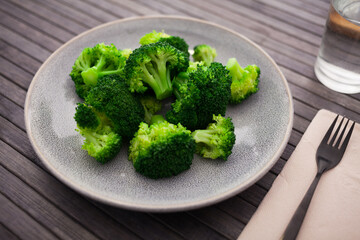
[
  {"left": 84, "top": 75, "right": 145, "bottom": 139},
  {"left": 74, "top": 103, "right": 122, "bottom": 163},
  {"left": 139, "top": 30, "right": 170, "bottom": 45},
  {"left": 120, "top": 48, "right": 132, "bottom": 59},
  {"left": 70, "top": 43, "right": 127, "bottom": 99},
  {"left": 139, "top": 30, "right": 190, "bottom": 58},
  {"left": 128, "top": 115, "right": 195, "bottom": 179},
  {"left": 139, "top": 94, "right": 162, "bottom": 124},
  {"left": 166, "top": 62, "right": 232, "bottom": 130},
  {"left": 124, "top": 42, "right": 189, "bottom": 100},
  {"left": 226, "top": 58, "right": 260, "bottom": 104},
  {"left": 192, "top": 115, "right": 235, "bottom": 160},
  {"left": 192, "top": 44, "right": 217, "bottom": 67}
]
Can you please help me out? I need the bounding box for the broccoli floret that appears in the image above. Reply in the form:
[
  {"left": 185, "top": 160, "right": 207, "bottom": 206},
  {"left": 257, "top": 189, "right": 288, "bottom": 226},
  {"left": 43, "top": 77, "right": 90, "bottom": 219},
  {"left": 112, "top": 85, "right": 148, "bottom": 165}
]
[
  {"left": 84, "top": 75, "right": 145, "bottom": 139},
  {"left": 193, "top": 44, "right": 217, "bottom": 67},
  {"left": 120, "top": 48, "right": 132, "bottom": 59},
  {"left": 226, "top": 58, "right": 260, "bottom": 104},
  {"left": 70, "top": 43, "right": 126, "bottom": 99},
  {"left": 139, "top": 30, "right": 190, "bottom": 58},
  {"left": 166, "top": 62, "right": 232, "bottom": 130},
  {"left": 139, "top": 94, "right": 162, "bottom": 124},
  {"left": 128, "top": 115, "right": 195, "bottom": 179},
  {"left": 192, "top": 115, "right": 236, "bottom": 160},
  {"left": 139, "top": 30, "right": 170, "bottom": 45},
  {"left": 74, "top": 103, "right": 122, "bottom": 163},
  {"left": 125, "top": 42, "right": 189, "bottom": 100}
]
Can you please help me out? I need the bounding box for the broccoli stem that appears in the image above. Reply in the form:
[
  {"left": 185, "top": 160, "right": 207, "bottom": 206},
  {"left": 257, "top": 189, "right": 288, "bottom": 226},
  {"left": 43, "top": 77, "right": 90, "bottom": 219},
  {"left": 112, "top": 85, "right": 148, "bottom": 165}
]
[
  {"left": 172, "top": 72, "right": 189, "bottom": 99},
  {"left": 226, "top": 58, "right": 245, "bottom": 81},
  {"left": 191, "top": 129, "right": 218, "bottom": 146},
  {"left": 83, "top": 131, "right": 103, "bottom": 148},
  {"left": 143, "top": 55, "right": 173, "bottom": 100}
]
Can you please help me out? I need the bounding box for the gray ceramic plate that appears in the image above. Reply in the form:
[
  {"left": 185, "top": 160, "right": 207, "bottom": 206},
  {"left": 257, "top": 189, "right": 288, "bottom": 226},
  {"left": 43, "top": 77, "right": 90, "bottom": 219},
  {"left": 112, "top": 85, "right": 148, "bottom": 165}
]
[{"left": 25, "top": 16, "right": 293, "bottom": 212}]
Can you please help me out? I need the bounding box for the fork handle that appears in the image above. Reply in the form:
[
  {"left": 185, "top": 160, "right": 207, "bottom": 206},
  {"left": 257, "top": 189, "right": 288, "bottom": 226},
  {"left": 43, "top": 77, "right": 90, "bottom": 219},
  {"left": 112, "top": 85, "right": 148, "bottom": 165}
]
[{"left": 282, "top": 172, "right": 322, "bottom": 240}]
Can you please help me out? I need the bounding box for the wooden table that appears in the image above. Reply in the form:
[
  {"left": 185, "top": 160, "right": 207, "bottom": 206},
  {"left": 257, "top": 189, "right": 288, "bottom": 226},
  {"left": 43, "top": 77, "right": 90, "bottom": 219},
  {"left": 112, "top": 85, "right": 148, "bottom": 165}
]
[{"left": 1, "top": 0, "right": 360, "bottom": 239}]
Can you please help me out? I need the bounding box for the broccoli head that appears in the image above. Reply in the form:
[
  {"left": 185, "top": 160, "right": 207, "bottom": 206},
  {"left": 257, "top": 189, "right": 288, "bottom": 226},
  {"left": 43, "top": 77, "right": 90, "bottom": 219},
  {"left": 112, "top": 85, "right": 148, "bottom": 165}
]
[
  {"left": 125, "top": 42, "right": 189, "bottom": 100},
  {"left": 70, "top": 43, "right": 127, "bottom": 98},
  {"left": 128, "top": 115, "right": 195, "bottom": 179},
  {"left": 192, "top": 115, "right": 236, "bottom": 160},
  {"left": 85, "top": 75, "right": 145, "bottom": 139},
  {"left": 139, "top": 30, "right": 190, "bottom": 58},
  {"left": 74, "top": 103, "right": 122, "bottom": 163},
  {"left": 226, "top": 58, "right": 260, "bottom": 104},
  {"left": 192, "top": 44, "right": 217, "bottom": 67},
  {"left": 120, "top": 48, "right": 133, "bottom": 59},
  {"left": 166, "top": 62, "right": 232, "bottom": 130},
  {"left": 139, "top": 30, "right": 170, "bottom": 45}
]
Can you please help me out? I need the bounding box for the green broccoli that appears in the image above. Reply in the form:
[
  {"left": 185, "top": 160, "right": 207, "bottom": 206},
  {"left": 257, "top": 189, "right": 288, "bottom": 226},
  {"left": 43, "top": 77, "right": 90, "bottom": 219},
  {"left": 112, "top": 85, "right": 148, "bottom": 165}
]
[
  {"left": 192, "top": 115, "right": 236, "bottom": 160},
  {"left": 128, "top": 115, "right": 195, "bottom": 179},
  {"left": 124, "top": 42, "right": 189, "bottom": 100},
  {"left": 139, "top": 30, "right": 190, "bottom": 58},
  {"left": 166, "top": 62, "right": 232, "bottom": 130},
  {"left": 70, "top": 43, "right": 127, "bottom": 99},
  {"left": 139, "top": 30, "right": 170, "bottom": 45},
  {"left": 226, "top": 58, "right": 260, "bottom": 104},
  {"left": 84, "top": 75, "right": 145, "bottom": 139},
  {"left": 139, "top": 94, "right": 162, "bottom": 124},
  {"left": 120, "top": 48, "right": 133, "bottom": 59},
  {"left": 74, "top": 103, "right": 122, "bottom": 163},
  {"left": 192, "top": 44, "right": 217, "bottom": 67}
]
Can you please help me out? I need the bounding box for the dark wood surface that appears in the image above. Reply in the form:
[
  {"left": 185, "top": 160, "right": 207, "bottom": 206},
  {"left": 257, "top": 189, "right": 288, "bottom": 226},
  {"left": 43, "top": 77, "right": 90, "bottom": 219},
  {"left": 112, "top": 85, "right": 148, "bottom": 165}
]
[{"left": 1, "top": 0, "right": 359, "bottom": 239}]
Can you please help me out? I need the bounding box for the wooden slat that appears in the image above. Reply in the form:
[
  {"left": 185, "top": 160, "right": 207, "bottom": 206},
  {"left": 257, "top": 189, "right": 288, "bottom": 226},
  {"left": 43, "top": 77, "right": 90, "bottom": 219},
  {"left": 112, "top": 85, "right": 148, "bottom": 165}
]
[
  {"left": 0, "top": 40, "right": 42, "bottom": 75},
  {"left": 134, "top": 0, "right": 186, "bottom": 15},
  {"left": 31, "top": 0, "right": 103, "bottom": 28},
  {"left": 0, "top": 9, "right": 62, "bottom": 52},
  {"left": 0, "top": 95, "right": 25, "bottom": 131},
  {"left": 95, "top": 205, "right": 185, "bottom": 240},
  {"left": 10, "top": 0, "right": 88, "bottom": 35},
  {"left": 82, "top": 0, "right": 136, "bottom": 18},
  {"left": 0, "top": 0, "right": 73, "bottom": 42},
  {"left": 184, "top": 0, "right": 322, "bottom": 46},
  {"left": 0, "top": 25, "right": 51, "bottom": 62},
  {"left": 151, "top": 212, "right": 228, "bottom": 240},
  {"left": 212, "top": 0, "right": 324, "bottom": 36},
  {"left": 276, "top": 0, "right": 329, "bottom": 17},
  {"left": 0, "top": 193, "right": 57, "bottom": 239},
  {"left": 0, "top": 140, "right": 143, "bottom": 240},
  {"left": 217, "top": 196, "right": 257, "bottom": 224},
  {"left": 253, "top": 0, "right": 325, "bottom": 26},
  {"left": 0, "top": 76, "right": 27, "bottom": 107},
  {"left": 0, "top": 56, "right": 33, "bottom": 90},
  {"left": 0, "top": 165, "right": 99, "bottom": 240},
  {"left": 0, "top": 115, "right": 39, "bottom": 163},
  {"left": 105, "top": 0, "right": 159, "bottom": 15},
  {"left": 189, "top": 207, "right": 245, "bottom": 239},
  {"left": 56, "top": 0, "right": 118, "bottom": 23},
  {"left": 0, "top": 224, "right": 19, "bottom": 240}
]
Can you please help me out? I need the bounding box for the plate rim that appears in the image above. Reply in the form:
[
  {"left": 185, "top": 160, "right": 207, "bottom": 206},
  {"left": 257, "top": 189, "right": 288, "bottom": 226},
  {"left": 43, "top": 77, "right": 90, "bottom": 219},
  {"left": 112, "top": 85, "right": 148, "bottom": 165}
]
[{"left": 24, "top": 15, "right": 294, "bottom": 212}]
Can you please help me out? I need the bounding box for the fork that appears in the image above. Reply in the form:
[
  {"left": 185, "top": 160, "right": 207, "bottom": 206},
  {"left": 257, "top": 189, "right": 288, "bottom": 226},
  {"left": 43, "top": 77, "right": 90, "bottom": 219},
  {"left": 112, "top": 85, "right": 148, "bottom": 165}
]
[{"left": 282, "top": 115, "right": 355, "bottom": 240}]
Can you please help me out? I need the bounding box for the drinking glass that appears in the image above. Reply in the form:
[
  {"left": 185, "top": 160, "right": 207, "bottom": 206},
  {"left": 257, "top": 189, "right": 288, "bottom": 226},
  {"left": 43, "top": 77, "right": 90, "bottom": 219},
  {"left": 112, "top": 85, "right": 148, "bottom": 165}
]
[{"left": 314, "top": 0, "right": 360, "bottom": 94}]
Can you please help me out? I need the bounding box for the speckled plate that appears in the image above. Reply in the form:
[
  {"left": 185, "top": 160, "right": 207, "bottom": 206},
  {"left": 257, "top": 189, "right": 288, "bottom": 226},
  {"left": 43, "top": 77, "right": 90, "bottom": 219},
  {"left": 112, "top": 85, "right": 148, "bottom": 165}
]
[{"left": 25, "top": 16, "right": 293, "bottom": 212}]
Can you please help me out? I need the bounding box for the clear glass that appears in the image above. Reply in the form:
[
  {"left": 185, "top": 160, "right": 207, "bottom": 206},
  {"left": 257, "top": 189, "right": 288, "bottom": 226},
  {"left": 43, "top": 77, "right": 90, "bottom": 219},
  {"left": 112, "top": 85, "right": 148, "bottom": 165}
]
[{"left": 314, "top": 0, "right": 360, "bottom": 94}]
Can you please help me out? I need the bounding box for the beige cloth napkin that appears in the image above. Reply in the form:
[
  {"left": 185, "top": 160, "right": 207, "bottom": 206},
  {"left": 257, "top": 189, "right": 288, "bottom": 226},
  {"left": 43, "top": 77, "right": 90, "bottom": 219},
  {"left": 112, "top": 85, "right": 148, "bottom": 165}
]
[{"left": 239, "top": 109, "right": 360, "bottom": 240}]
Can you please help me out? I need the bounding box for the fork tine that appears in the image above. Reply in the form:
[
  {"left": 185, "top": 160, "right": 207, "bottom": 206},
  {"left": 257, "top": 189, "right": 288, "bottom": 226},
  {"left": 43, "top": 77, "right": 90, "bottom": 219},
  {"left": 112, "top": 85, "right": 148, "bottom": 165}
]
[
  {"left": 340, "top": 121, "right": 355, "bottom": 153},
  {"left": 321, "top": 115, "right": 339, "bottom": 145},
  {"left": 329, "top": 116, "right": 344, "bottom": 146},
  {"left": 334, "top": 118, "right": 349, "bottom": 148}
]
